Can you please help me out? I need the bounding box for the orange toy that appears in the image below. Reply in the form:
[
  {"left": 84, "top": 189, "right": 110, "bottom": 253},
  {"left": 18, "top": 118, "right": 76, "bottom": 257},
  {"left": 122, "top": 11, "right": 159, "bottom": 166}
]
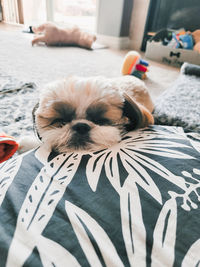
[
  {"left": 0, "top": 133, "right": 19, "bottom": 163},
  {"left": 192, "top": 30, "right": 200, "bottom": 53}
]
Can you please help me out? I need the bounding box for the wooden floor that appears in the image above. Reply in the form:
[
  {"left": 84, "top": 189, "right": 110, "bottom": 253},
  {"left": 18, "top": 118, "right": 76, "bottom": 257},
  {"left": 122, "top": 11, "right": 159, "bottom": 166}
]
[{"left": 0, "top": 22, "right": 23, "bottom": 31}]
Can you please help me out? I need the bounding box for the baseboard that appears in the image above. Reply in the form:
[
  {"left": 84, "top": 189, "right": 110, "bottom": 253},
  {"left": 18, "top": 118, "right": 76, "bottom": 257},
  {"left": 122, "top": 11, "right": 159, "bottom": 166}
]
[{"left": 96, "top": 34, "right": 130, "bottom": 50}]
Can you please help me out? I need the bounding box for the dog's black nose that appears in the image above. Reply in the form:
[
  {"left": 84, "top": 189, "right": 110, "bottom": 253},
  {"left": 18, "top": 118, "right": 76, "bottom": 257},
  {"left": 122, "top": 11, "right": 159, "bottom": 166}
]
[{"left": 72, "top": 123, "right": 91, "bottom": 135}]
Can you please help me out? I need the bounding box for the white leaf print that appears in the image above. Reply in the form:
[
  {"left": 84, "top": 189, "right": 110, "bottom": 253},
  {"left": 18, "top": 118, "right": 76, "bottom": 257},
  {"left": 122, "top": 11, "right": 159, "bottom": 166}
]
[
  {"left": 86, "top": 150, "right": 108, "bottom": 191},
  {"left": 182, "top": 239, "right": 200, "bottom": 267},
  {"left": 0, "top": 156, "right": 22, "bottom": 206},
  {"left": 104, "top": 151, "right": 121, "bottom": 193},
  {"left": 126, "top": 127, "right": 186, "bottom": 143},
  {"left": 128, "top": 151, "right": 188, "bottom": 191},
  {"left": 6, "top": 152, "right": 83, "bottom": 267},
  {"left": 37, "top": 235, "right": 81, "bottom": 267},
  {"left": 34, "top": 145, "right": 52, "bottom": 165},
  {"left": 119, "top": 150, "right": 162, "bottom": 204},
  {"left": 151, "top": 198, "right": 177, "bottom": 267},
  {"left": 186, "top": 132, "right": 200, "bottom": 154},
  {"left": 160, "top": 126, "right": 185, "bottom": 135},
  {"left": 131, "top": 146, "right": 194, "bottom": 158},
  {"left": 65, "top": 200, "right": 124, "bottom": 267},
  {"left": 125, "top": 139, "right": 193, "bottom": 159},
  {"left": 120, "top": 177, "right": 146, "bottom": 267},
  {"left": 144, "top": 126, "right": 186, "bottom": 138}
]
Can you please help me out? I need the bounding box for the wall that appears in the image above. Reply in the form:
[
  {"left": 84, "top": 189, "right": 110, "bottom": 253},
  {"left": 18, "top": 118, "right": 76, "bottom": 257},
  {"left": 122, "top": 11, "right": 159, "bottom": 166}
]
[
  {"left": 96, "top": 0, "right": 124, "bottom": 37},
  {"left": 129, "top": 0, "right": 150, "bottom": 51},
  {"left": 96, "top": 0, "right": 150, "bottom": 51},
  {"left": 96, "top": 0, "right": 133, "bottom": 49}
]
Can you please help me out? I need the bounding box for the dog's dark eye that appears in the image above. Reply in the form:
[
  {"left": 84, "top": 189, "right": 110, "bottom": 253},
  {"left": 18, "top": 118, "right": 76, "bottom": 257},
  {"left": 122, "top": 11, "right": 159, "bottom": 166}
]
[
  {"left": 50, "top": 118, "right": 71, "bottom": 127},
  {"left": 52, "top": 101, "right": 76, "bottom": 126},
  {"left": 90, "top": 117, "right": 111, "bottom": 125},
  {"left": 86, "top": 104, "right": 111, "bottom": 125}
]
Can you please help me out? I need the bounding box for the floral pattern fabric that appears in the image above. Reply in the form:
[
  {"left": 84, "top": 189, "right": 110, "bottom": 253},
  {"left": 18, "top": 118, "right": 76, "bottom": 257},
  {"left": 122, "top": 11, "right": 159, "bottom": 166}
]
[{"left": 0, "top": 125, "right": 200, "bottom": 267}]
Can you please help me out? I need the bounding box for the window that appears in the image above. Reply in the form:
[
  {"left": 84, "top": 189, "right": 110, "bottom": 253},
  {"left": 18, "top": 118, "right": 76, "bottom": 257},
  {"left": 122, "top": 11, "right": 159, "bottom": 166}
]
[
  {"left": 1, "top": 0, "right": 21, "bottom": 24},
  {"left": 1, "top": 0, "right": 97, "bottom": 32},
  {"left": 22, "top": 0, "right": 46, "bottom": 25},
  {"left": 53, "top": 0, "right": 97, "bottom": 31}
]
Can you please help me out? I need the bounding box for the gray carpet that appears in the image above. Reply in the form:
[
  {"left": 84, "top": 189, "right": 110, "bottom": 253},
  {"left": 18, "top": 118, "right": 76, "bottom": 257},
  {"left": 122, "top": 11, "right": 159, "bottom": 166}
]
[
  {"left": 0, "top": 77, "right": 37, "bottom": 137},
  {"left": 153, "top": 63, "right": 200, "bottom": 133},
  {"left": 0, "top": 30, "right": 123, "bottom": 87}
]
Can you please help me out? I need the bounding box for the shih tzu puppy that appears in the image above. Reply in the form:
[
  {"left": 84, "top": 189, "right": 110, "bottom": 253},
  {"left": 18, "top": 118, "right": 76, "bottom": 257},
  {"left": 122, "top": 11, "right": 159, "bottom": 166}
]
[{"left": 19, "top": 76, "right": 154, "bottom": 153}]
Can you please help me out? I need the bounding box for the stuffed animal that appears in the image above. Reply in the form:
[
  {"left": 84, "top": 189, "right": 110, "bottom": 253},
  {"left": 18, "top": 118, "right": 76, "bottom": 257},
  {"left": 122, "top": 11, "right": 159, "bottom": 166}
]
[
  {"left": 0, "top": 133, "right": 18, "bottom": 163},
  {"left": 192, "top": 29, "right": 200, "bottom": 53},
  {"left": 150, "top": 28, "right": 173, "bottom": 46},
  {"left": 172, "top": 32, "right": 193, "bottom": 50},
  {"left": 121, "top": 51, "right": 149, "bottom": 80},
  {"left": 32, "top": 22, "right": 96, "bottom": 49}
]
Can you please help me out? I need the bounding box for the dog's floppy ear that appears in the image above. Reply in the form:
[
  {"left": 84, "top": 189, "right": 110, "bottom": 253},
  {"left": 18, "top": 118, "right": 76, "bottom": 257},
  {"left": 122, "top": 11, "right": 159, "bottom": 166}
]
[
  {"left": 32, "top": 102, "right": 42, "bottom": 140},
  {"left": 123, "top": 92, "right": 154, "bottom": 131}
]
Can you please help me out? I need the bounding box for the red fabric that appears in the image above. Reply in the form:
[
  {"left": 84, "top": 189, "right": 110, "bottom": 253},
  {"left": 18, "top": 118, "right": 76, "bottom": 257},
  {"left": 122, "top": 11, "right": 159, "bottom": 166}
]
[
  {"left": 0, "top": 133, "right": 19, "bottom": 163},
  {"left": 136, "top": 64, "right": 148, "bottom": 72}
]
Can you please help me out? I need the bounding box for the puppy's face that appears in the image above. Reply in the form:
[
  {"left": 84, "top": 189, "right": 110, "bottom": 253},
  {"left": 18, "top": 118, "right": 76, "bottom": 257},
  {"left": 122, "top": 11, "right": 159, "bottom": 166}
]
[{"left": 34, "top": 77, "right": 144, "bottom": 153}]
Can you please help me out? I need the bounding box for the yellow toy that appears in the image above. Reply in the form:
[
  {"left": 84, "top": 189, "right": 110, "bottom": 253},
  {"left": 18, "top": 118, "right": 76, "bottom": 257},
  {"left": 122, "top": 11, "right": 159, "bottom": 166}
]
[{"left": 121, "top": 51, "right": 149, "bottom": 80}]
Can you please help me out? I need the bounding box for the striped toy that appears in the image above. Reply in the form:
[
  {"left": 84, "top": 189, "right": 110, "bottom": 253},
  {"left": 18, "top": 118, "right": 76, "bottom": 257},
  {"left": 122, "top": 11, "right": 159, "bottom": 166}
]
[{"left": 121, "top": 51, "right": 149, "bottom": 80}]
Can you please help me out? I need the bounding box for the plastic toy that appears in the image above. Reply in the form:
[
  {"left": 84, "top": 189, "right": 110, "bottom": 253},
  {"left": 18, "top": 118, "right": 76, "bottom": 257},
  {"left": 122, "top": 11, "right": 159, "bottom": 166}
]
[
  {"left": 0, "top": 133, "right": 19, "bottom": 163},
  {"left": 121, "top": 51, "right": 149, "bottom": 80},
  {"left": 172, "top": 32, "right": 193, "bottom": 50}
]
